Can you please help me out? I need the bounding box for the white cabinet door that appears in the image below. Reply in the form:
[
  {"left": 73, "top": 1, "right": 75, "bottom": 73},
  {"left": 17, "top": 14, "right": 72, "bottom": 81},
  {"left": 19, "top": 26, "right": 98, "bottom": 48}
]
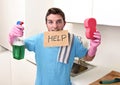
[
  {"left": 0, "top": 49, "right": 36, "bottom": 85},
  {"left": 0, "top": 51, "right": 11, "bottom": 85},
  {"left": 93, "top": 0, "right": 120, "bottom": 26},
  {"left": 11, "top": 58, "right": 36, "bottom": 85},
  {"left": 54, "top": 0, "right": 93, "bottom": 23}
]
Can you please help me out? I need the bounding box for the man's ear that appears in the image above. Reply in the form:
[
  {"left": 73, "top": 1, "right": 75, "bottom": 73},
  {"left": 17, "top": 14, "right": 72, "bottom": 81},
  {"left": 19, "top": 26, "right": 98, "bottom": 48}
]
[{"left": 64, "top": 21, "right": 66, "bottom": 26}]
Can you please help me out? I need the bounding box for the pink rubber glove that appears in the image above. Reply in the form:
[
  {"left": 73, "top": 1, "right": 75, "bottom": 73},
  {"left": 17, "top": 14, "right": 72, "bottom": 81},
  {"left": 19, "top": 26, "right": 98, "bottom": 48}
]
[
  {"left": 9, "top": 25, "right": 24, "bottom": 45},
  {"left": 88, "top": 30, "right": 101, "bottom": 57}
]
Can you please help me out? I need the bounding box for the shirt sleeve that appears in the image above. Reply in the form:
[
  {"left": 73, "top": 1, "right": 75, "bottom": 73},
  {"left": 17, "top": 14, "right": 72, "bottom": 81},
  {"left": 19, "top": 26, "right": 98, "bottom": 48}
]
[
  {"left": 74, "top": 36, "right": 88, "bottom": 58},
  {"left": 24, "top": 34, "right": 39, "bottom": 52}
]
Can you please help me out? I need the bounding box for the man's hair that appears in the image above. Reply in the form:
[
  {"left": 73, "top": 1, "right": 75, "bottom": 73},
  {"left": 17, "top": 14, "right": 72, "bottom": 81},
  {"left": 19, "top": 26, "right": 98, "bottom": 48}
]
[{"left": 45, "top": 7, "right": 65, "bottom": 23}]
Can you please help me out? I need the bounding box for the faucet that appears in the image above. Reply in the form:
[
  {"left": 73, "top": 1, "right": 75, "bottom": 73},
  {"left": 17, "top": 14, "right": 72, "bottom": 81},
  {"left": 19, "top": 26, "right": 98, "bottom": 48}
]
[{"left": 74, "top": 57, "right": 87, "bottom": 66}]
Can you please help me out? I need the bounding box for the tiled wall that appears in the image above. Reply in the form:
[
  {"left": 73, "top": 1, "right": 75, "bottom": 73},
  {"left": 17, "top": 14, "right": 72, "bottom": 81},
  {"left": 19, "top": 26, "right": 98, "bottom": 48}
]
[{"left": 65, "top": 23, "right": 120, "bottom": 66}]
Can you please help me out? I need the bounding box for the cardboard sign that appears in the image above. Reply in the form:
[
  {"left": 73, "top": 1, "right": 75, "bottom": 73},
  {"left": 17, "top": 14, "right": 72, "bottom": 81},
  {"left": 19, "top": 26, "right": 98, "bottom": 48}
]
[{"left": 44, "top": 30, "right": 69, "bottom": 47}]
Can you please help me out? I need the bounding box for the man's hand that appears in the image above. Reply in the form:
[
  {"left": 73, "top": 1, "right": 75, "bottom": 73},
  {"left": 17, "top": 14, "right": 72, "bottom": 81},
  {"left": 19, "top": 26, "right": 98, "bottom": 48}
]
[
  {"left": 88, "top": 30, "right": 101, "bottom": 57},
  {"left": 9, "top": 24, "right": 24, "bottom": 45},
  {"left": 90, "top": 30, "right": 101, "bottom": 48}
]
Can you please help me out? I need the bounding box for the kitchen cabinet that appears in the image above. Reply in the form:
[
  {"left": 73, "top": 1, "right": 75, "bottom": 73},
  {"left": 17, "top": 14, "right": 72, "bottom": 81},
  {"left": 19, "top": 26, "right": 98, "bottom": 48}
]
[
  {"left": 54, "top": 0, "right": 120, "bottom": 26},
  {"left": 0, "top": 50, "right": 36, "bottom": 85},
  {"left": 11, "top": 58, "right": 36, "bottom": 85},
  {"left": 10, "top": 50, "right": 36, "bottom": 85},
  {"left": 93, "top": 0, "right": 120, "bottom": 26},
  {"left": 0, "top": 51, "right": 11, "bottom": 85},
  {"left": 53, "top": 0, "right": 93, "bottom": 23}
]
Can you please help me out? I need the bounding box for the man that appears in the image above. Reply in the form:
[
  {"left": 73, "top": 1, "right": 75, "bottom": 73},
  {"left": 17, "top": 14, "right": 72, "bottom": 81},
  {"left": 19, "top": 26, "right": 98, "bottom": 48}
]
[{"left": 9, "top": 7, "right": 101, "bottom": 85}]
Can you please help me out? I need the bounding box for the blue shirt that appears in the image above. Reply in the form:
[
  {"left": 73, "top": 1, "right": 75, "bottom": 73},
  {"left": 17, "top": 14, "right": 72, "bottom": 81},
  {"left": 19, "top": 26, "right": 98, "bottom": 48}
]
[{"left": 24, "top": 33, "right": 88, "bottom": 85}]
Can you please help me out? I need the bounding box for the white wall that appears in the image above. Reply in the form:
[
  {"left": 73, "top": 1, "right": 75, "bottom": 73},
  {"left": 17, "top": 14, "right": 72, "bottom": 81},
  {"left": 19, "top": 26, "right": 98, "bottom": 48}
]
[
  {"left": 25, "top": 0, "right": 53, "bottom": 37},
  {"left": 65, "top": 23, "right": 120, "bottom": 68},
  {"left": 0, "top": 0, "right": 53, "bottom": 50},
  {"left": 0, "top": 0, "right": 25, "bottom": 50}
]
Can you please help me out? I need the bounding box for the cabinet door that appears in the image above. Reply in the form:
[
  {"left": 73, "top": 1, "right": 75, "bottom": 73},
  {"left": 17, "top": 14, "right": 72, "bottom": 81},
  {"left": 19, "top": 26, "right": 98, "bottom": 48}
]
[
  {"left": 11, "top": 58, "right": 36, "bottom": 85},
  {"left": 93, "top": 0, "right": 120, "bottom": 26},
  {"left": 54, "top": 0, "right": 93, "bottom": 23},
  {"left": 0, "top": 51, "right": 11, "bottom": 85}
]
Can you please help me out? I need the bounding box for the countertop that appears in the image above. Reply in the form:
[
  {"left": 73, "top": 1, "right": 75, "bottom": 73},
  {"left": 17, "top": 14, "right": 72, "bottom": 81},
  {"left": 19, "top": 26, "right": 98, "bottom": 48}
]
[
  {"left": 71, "top": 65, "right": 114, "bottom": 85},
  {"left": 71, "top": 53, "right": 120, "bottom": 85},
  {"left": 25, "top": 49, "right": 120, "bottom": 85},
  {"left": 71, "top": 55, "right": 120, "bottom": 85}
]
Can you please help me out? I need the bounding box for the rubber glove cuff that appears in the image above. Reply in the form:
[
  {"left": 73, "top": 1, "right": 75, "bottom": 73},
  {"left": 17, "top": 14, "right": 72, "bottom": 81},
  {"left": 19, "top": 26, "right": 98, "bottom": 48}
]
[{"left": 88, "top": 46, "right": 97, "bottom": 57}]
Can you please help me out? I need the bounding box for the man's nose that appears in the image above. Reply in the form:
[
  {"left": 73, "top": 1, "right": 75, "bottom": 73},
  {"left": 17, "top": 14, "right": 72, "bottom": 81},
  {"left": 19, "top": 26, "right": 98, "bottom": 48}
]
[{"left": 53, "top": 23, "right": 58, "bottom": 28}]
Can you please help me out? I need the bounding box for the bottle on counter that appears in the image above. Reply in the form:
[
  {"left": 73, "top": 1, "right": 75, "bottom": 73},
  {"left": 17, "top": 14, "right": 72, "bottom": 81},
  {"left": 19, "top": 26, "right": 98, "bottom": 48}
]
[{"left": 12, "top": 21, "right": 25, "bottom": 60}]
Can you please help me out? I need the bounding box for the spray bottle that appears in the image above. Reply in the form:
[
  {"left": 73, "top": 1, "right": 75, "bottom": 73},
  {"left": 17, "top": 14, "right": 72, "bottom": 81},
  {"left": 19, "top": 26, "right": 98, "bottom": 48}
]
[{"left": 12, "top": 21, "right": 25, "bottom": 60}]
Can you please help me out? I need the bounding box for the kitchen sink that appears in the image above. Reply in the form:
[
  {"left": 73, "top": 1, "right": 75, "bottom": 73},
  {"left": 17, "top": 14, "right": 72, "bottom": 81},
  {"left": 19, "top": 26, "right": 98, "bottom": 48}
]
[
  {"left": 70, "top": 59, "right": 96, "bottom": 77},
  {"left": 26, "top": 57, "right": 96, "bottom": 77}
]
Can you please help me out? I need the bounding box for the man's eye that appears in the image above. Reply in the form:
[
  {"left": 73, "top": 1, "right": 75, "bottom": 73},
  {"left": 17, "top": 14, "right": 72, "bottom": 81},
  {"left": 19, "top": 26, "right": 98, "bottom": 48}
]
[
  {"left": 47, "top": 21, "right": 53, "bottom": 24},
  {"left": 57, "top": 20, "right": 62, "bottom": 23}
]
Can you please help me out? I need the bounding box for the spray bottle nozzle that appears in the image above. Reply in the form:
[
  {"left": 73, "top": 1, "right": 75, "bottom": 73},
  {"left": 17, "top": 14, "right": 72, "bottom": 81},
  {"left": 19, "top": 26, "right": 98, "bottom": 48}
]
[{"left": 17, "top": 21, "right": 24, "bottom": 25}]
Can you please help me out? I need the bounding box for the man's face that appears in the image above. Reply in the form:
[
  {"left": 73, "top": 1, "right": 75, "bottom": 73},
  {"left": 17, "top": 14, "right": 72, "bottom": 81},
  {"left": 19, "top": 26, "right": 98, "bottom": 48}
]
[{"left": 46, "top": 14, "right": 66, "bottom": 31}]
